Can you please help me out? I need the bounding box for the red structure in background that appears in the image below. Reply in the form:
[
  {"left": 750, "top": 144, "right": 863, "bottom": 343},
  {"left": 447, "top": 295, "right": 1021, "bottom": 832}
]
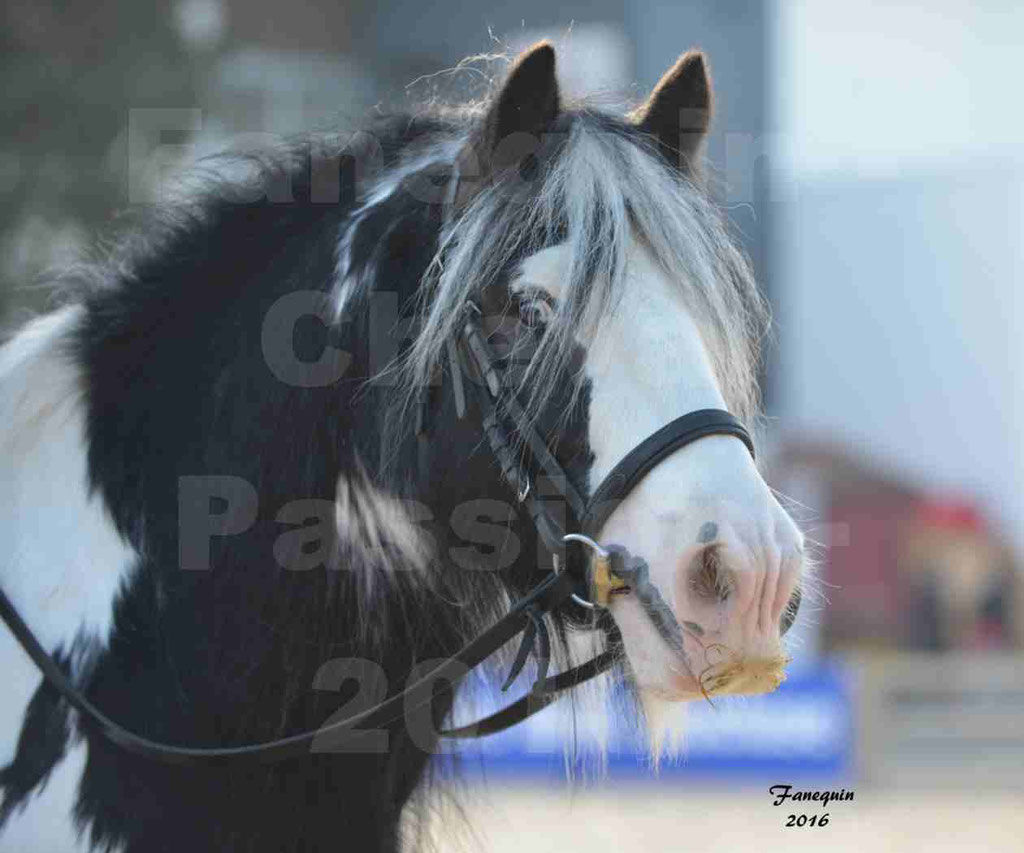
[{"left": 770, "top": 440, "right": 1022, "bottom": 652}]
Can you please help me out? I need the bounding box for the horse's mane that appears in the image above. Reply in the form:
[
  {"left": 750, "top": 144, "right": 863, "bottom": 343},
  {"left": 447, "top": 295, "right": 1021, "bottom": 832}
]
[{"left": 54, "top": 94, "right": 767, "bottom": 460}]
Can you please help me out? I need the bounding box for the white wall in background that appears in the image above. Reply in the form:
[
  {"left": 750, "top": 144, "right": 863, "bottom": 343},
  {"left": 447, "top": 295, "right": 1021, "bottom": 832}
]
[
  {"left": 771, "top": 1, "right": 1024, "bottom": 549},
  {"left": 773, "top": 0, "right": 1024, "bottom": 176},
  {"left": 506, "top": 24, "right": 632, "bottom": 103}
]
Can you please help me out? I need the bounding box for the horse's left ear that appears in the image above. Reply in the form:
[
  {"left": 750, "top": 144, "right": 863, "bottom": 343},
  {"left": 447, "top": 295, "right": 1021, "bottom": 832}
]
[
  {"left": 453, "top": 42, "right": 561, "bottom": 206},
  {"left": 631, "top": 51, "right": 712, "bottom": 175},
  {"left": 483, "top": 41, "right": 561, "bottom": 155}
]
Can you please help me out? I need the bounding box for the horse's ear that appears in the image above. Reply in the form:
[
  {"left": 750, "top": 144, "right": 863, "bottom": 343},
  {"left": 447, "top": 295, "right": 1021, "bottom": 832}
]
[
  {"left": 631, "top": 51, "right": 712, "bottom": 175},
  {"left": 484, "top": 41, "right": 560, "bottom": 151},
  {"left": 453, "top": 42, "right": 561, "bottom": 206}
]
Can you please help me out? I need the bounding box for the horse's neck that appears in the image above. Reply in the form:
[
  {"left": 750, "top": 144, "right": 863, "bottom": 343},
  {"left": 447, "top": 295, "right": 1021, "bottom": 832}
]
[{"left": 0, "top": 298, "right": 463, "bottom": 851}]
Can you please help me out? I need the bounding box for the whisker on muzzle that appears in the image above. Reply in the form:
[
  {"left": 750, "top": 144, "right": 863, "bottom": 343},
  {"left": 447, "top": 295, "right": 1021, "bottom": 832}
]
[{"left": 698, "top": 651, "right": 791, "bottom": 697}]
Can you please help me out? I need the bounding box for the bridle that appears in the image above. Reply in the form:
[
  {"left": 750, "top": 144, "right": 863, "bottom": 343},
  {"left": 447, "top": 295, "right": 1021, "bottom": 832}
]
[
  {"left": 0, "top": 302, "right": 757, "bottom": 767},
  {"left": 0, "top": 302, "right": 759, "bottom": 764}
]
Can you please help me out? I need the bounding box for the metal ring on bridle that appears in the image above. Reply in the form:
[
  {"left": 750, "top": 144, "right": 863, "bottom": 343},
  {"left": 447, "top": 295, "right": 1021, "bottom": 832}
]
[
  {"left": 560, "top": 533, "right": 609, "bottom": 610},
  {"left": 562, "top": 533, "right": 609, "bottom": 560}
]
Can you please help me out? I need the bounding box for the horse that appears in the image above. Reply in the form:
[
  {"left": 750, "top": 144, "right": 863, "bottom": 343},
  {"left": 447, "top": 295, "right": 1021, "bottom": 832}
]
[{"left": 0, "top": 42, "right": 806, "bottom": 852}]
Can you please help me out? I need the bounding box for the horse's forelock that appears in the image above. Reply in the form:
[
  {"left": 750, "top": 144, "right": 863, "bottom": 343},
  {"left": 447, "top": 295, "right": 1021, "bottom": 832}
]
[{"left": 333, "top": 110, "right": 766, "bottom": 444}]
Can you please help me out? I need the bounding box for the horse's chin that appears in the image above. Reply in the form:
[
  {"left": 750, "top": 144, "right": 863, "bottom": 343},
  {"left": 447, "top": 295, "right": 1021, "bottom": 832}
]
[
  {"left": 637, "top": 681, "right": 696, "bottom": 702},
  {"left": 628, "top": 653, "right": 790, "bottom": 763},
  {"left": 697, "top": 654, "right": 791, "bottom": 696},
  {"left": 632, "top": 667, "right": 708, "bottom": 703},
  {"left": 633, "top": 652, "right": 793, "bottom": 764},
  {"left": 613, "top": 592, "right": 792, "bottom": 701},
  {"left": 639, "top": 653, "right": 791, "bottom": 701}
]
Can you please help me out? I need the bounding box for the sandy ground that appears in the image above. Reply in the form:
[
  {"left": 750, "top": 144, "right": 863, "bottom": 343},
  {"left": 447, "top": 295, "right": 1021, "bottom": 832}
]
[{"left": 428, "top": 784, "right": 1024, "bottom": 853}]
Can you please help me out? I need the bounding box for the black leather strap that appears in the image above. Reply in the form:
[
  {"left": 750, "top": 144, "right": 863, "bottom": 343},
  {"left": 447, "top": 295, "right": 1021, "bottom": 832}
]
[
  {"left": 581, "top": 409, "right": 755, "bottom": 537},
  {"left": 0, "top": 571, "right": 610, "bottom": 764},
  {"left": 439, "top": 649, "right": 617, "bottom": 737},
  {"left": 442, "top": 615, "right": 624, "bottom": 738},
  {"left": 2, "top": 317, "right": 756, "bottom": 765}
]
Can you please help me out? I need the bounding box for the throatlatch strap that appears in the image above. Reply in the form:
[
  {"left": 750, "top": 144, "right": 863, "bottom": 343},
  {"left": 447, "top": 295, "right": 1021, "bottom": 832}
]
[{"left": 581, "top": 409, "right": 755, "bottom": 537}]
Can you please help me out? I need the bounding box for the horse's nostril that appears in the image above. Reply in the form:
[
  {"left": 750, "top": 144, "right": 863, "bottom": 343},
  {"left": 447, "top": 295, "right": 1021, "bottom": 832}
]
[
  {"left": 689, "top": 544, "right": 732, "bottom": 603},
  {"left": 780, "top": 586, "right": 802, "bottom": 635}
]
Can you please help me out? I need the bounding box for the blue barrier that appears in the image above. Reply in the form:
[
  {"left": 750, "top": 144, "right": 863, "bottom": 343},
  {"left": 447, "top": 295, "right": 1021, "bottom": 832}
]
[{"left": 451, "top": 658, "right": 855, "bottom": 783}]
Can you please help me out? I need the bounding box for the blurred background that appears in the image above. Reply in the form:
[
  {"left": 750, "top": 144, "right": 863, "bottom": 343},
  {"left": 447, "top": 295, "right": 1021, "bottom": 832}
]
[{"left": 2, "top": 0, "right": 1021, "bottom": 849}]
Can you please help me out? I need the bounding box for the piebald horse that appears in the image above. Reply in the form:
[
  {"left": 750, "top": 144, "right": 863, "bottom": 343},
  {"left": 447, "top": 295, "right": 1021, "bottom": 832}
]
[{"left": 0, "top": 43, "right": 804, "bottom": 852}]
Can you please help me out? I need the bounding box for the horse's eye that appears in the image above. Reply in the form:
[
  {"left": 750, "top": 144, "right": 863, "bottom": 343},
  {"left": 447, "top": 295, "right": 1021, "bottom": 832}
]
[{"left": 517, "top": 293, "right": 554, "bottom": 328}]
